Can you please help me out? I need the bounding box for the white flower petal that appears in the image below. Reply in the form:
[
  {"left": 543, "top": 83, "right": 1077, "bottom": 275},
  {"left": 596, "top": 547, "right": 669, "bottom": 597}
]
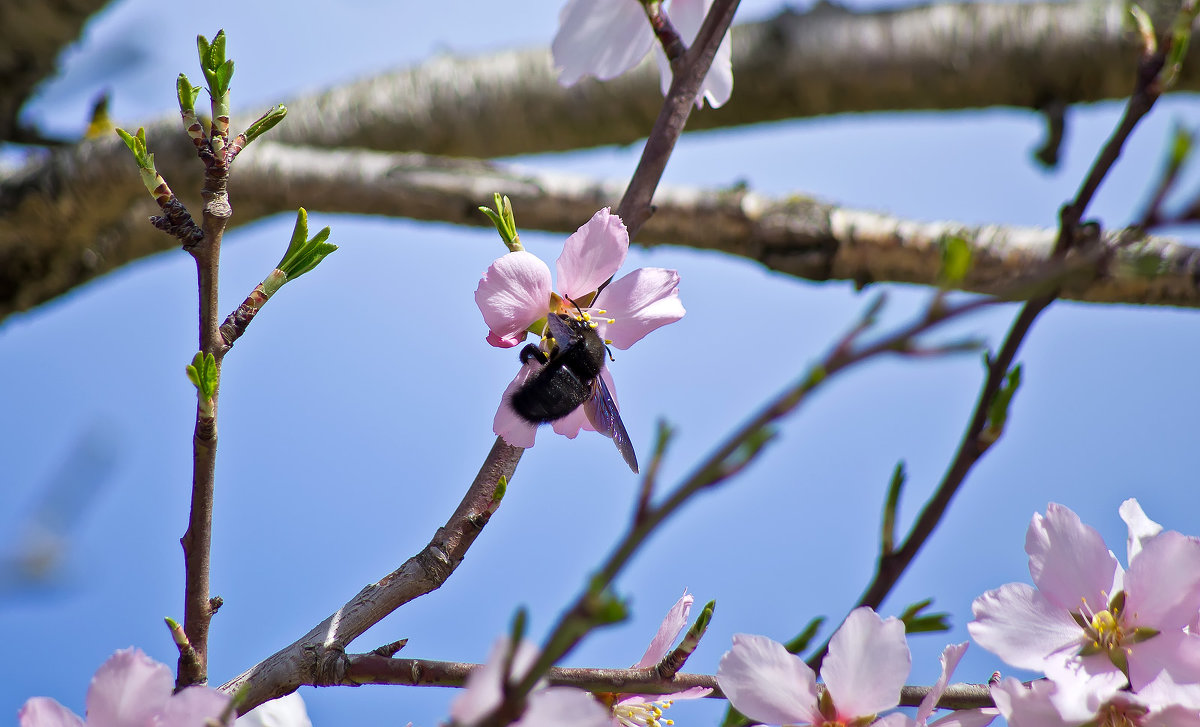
[
  {"left": 552, "top": 0, "right": 654, "bottom": 85},
  {"left": 235, "top": 693, "right": 312, "bottom": 727},
  {"left": 1120, "top": 498, "right": 1163, "bottom": 562}
]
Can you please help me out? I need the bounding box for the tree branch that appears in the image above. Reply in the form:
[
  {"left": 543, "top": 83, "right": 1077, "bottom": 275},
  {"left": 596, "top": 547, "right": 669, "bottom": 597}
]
[
  {"left": 339, "top": 655, "right": 997, "bottom": 710},
  {"left": 0, "top": 0, "right": 111, "bottom": 144},
  {"left": 219, "top": 437, "right": 521, "bottom": 711},
  {"left": 264, "top": 0, "right": 1193, "bottom": 157},
  {"left": 5, "top": 140, "right": 1199, "bottom": 326}
]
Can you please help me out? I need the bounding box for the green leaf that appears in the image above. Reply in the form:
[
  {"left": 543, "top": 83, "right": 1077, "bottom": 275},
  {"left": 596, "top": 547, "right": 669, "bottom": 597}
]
[
  {"left": 1161, "top": 1, "right": 1200, "bottom": 89},
  {"left": 275, "top": 208, "right": 338, "bottom": 283},
  {"left": 590, "top": 591, "right": 629, "bottom": 626},
  {"left": 1168, "top": 123, "right": 1194, "bottom": 170},
  {"left": 1128, "top": 5, "right": 1156, "bottom": 54},
  {"left": 196, "top": 35, "right": 211, "bottom": 69},
  {"left": 721, "top": 706, "right": 750, "bottom": 727},
  {"left": 479, "top": 193, "right": 522, "bottom": 251},
  {"left": 784, "top": 616, "right": 825, "bottom": 654},
  {"left": 177, "top": 75, "right": 201, "bottom": 112},
  {"left": 114, "top": 127, "right": 154, "bottom": 170},
  {"left": 508, "top": 607, "right": 528, "bottom": 645},
  {"left": 898, "top": 599, "right": 951, "bottom": 634},
  {"left": 881, "top": 461, "right": 905, "bottom": 555},
  {"left": 243, "top": 105, "right": 287, "bottom": 145},
  {"left": 938, "top": 234, "right": 973, "bottom": 284},
  {"left": 984, "top": 364, "right": 1023, "bottom": 441},
  {"left": 185, "top": 351, "right": 218, "bottom": 401}
]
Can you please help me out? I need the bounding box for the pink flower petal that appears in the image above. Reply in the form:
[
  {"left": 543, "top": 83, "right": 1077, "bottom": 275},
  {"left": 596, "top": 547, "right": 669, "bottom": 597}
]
[
  {"left": 157, "top": 686, "right": 231, "bottom": 727},
  {"left": 495, "top": 364, "right": 540, "bottom": 448},
  {"left": 451, "top": 639, "right": 540, "bottom": 726},
  {"left": 928, "top": 709, "right": 998, "bottom": 727},
  {"left": 1025, "top": 504, "right": 1120, "bottom": 612},
  {"left": 18, "top": 698, "right": 84, "bottom": 727},
  {"left": 656, "top": 685, "right": 711, "bottom": 701},
  {"left": 633, "top": 592, "right": 693, "bottom": 668},
  {"left": 549, "top": 367, "right": 618, "bottom": 438},
  {"left": 1151, "top": 706, "right": 1200, "bottom": 727},
  {"left": 86, "top": 648, "right": 174, "bottom": 727},
  {"left": 517, "top": 688, "right": 610, "bottom": 727},
  {"left": 476, "top": 251, "right": 553, "bottom": 348},
  {"left": 552, "top": 0, "right": 654, "bottom": 85},
  {"left": 593, "top": 268, "right": 684, "bottom": 350},
  {"left": 1137, "top": 666, "right": 1200, "bottom": 712},
  {"left": 1125, "top": 629, "right": 1200, "bottom": 698},
  {"left": 717, "top": 633, "right": 819, "bottom": 725},
  {"left": 556, "top": 209, "right": 628, "bottom": 301},
  {"left": 990, "top": 678, "right": 1064, "bottom": 727},
  {"left": 969, "top": 583, "right": 1082, "bottom": 671},
  {"left": 821, "top": 607, "right": 909, "bottom": 718},
  {"left": 1124, "top": 530, "right": 1200, "bottom": 631},
  {"left": 917, "top": 643, "right": 969, "bottom": 725}
]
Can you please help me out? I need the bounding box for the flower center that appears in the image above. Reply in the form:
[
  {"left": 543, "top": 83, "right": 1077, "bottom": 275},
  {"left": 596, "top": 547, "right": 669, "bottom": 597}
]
[
  {"left": 612, "top": 697, "right": 678, "bottom": 727},
  {"left": 1095, "top": 700, "right": 1147, "bottom": 727},
  {"left": 1087, "top": 608, "right": 1124, "bottom": 651}
]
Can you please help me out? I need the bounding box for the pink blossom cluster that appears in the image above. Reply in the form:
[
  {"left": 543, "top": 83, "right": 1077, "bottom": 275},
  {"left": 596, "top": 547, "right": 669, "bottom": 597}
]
[
  {"left": 717, "top": 607, "right": 995, "bottom": 727},
  {"left": 18, "top": 648, "right": 311, "bottom": 727},
  {"left": 450, "top": 592, "right": 710, "bottom": 727},
  {"left": 971, "top": 500, "right": 1200, "bottom": 726}
]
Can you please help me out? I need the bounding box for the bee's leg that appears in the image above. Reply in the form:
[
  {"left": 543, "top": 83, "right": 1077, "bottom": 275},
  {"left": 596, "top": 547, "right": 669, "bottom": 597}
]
[{"left": 519, "top": 344, "right": 548, "bottom": 365}]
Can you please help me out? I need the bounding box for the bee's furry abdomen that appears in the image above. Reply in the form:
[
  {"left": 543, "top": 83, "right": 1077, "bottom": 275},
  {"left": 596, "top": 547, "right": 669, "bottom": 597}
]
[{"left": 510, "top": 363, "right": 592, "bottom": 423}]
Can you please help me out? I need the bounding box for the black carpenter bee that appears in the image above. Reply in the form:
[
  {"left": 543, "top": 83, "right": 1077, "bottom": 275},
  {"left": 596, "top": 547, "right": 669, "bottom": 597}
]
[{"left": 510, "top": 310, "right": 639, "bottom": 473}]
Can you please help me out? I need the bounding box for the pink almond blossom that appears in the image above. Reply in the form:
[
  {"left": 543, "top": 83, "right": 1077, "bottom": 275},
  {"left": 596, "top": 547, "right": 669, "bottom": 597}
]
[
  {"left": 551, "top": 0, "right": 733, "bottom": 108},
  {"left": 475, "top": 208, "right": 684, "bottom": 448},
  {"left": 604, "top": 591, "right": 712, "bottom": 726},
  {"left": 19, "top": 647, "right": 230, "bottom": 727},
  {"left": 716, "top": 607, "right": 911, "bottom": 726},
  {"left": 449, "top": 638, "right": 610, "bottom": 727},
  {"left": 991, "top": 675, "right": 1200, "bottom": 727},
  {"left": 968, "top": 502, "right": 1200, "bottom": 699}
]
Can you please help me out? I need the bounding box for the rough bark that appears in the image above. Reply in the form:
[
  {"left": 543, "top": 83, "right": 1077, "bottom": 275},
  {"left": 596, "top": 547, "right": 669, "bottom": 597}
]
[{"left": 0, "top": 0, "right": 111, "bottom": 144}]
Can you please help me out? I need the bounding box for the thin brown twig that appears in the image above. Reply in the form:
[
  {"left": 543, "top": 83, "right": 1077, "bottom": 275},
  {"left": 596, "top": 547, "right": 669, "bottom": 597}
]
[
  {"left": 178, "top": 155, "right": 233, "bottom": 688},
  {"left": 799, "top": 22, "right": 1174, "bottom": 678}
]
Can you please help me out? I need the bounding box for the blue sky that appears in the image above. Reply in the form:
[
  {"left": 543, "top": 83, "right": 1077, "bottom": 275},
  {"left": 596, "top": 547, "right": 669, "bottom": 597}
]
[{"left": 3, "top": 1, "right": 1200, "bottom": 725}]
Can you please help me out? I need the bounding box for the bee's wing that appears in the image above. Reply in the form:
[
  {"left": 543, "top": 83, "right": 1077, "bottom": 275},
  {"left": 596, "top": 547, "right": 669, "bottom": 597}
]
[
  {"left": 584, "top": 373, "right": 639, "bottom": 474},
  {"left": 544, "top": 313, "right": 580, "bottom": 349}
]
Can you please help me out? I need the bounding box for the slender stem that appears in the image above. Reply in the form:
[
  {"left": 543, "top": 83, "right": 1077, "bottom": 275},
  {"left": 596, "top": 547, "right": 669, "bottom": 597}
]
[
  {"left": 490, "top": 294, "right": 996, "bottom": 724},
  {"left": 178, "top": 161, "right": 232, "bottom": 688},
  {"left": 616, "top": 0, "right": 740, "bottom": 237},
  {"left": 801, "top": 34, "right": 1171, "bottom": 676}
]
